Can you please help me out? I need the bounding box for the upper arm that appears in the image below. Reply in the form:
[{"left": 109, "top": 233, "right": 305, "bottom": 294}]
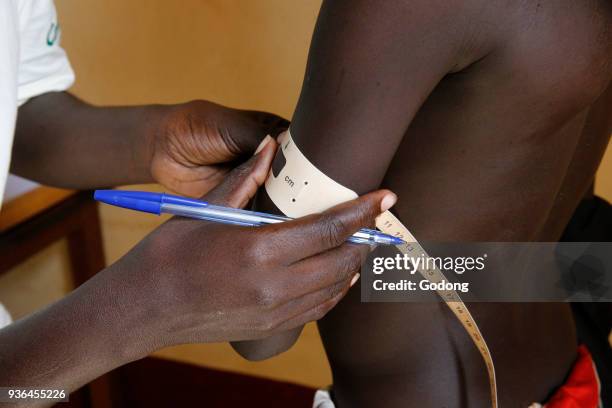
[
  {"left": 291, "top": 0, "right": 474, "bottom": 193},
  {"left": 232, "top": 0, "right": 480, "bottom": 360}
]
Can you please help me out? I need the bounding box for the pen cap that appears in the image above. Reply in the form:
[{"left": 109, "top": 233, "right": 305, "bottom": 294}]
[{"left": 93, "top": 190, "right": 162, "bottom": 215}]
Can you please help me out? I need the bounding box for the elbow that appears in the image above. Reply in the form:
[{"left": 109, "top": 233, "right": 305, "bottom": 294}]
[
  {"left": 230, "top": 329, "right": 303, "bottom": 361},
  {"left": 230, "top": 339, "right": 293, "bottom": 361}
]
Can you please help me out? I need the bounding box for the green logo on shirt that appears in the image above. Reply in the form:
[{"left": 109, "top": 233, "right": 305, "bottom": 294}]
[{"left": 47, "top": 23, "right": 59, "bottom": 46}]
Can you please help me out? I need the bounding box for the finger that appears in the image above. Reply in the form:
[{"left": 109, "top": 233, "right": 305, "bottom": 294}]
[
  {"left": 244, "top": 111, "right": 290, "bottom": 141},
  {"left": 270, "top": 280, "right": 352, "bottom": 333},
  {"left": 259, "top": 189, "right": 397, "bottom": 262},
  {"left": 279, "top": 243, "right": 365, "bottom": 299},
  {"left": 164, "top": 166, "right": 231, "bottom": 198},
  {"left": 231, "top": 110, "right": 290, "bottom": 153},
  {"left": 202, "top": 136, "right": 276, "bottom": 208}
]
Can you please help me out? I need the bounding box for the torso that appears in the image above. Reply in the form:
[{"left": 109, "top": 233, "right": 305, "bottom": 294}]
[{"left": 318, "top": 1, "right": 611, "bottom": 406}]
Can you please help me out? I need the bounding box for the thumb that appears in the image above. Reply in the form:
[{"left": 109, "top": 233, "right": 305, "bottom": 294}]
[
  {"left": 231, "top": 111, "right": 290, "bottom": 154},
  {"left": 202, "top": 136, "right": 276, "bottom": 208},
  {"left": 271, "top": 189, "right": 398, "bottom": 261}
]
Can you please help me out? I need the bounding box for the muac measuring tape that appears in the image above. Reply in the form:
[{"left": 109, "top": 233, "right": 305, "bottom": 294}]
[{"left": 265, "top": 130, "right": 498, "bottom": 408}]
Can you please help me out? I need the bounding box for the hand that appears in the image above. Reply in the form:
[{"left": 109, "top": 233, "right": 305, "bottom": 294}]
[
  {"left": 0, "top": 137, "right": 396, "bottom": 394},
  {"left": 109, "top": 138, "right": 397, "bottom": 350},
  {"left": 149, "top": 100, "right": 289, "bottom": 197}
]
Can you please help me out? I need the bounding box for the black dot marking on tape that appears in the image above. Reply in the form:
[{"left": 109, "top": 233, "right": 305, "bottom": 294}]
[
  {"left": 304, "top": 181, "right": 308, "bottom": 185},
  {"left": 292, "top": 199, "right": 296, "bottom": 202}
]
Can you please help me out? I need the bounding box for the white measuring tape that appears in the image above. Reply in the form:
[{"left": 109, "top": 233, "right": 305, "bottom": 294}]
[{"left": 265, "top": 130, "right": 498, "bottom": 408}]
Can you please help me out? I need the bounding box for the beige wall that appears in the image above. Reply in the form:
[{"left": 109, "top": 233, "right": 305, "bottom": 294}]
[
  {"left": 597, "top": 147, "right": 612, "bottom": 200},
  {"left": 57, "top": 0, "right": 321, "bottom": 114},
  {"left": 0, "top": 0, "right": 610, "bottom": 390}
]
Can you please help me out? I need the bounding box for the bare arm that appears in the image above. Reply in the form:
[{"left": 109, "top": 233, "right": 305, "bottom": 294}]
[
  {"left": 231, "top": 0, "right": 480, "bottom": 359},
  {"left": 0, "top": 265, "right": 154, "bottom": 406},
  {"left": 0, "top": 145, "right": 392, "bottom": 406},
  {"left": 12, "top": 92, "right": 287, "bottom": 196},
  {"left": 12, "top": 92, "right": 160, "bottom": 188}
]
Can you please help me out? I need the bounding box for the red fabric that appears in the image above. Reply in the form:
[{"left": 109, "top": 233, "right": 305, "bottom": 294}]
[{"left": 545, "top": 345, "right": 600, "bottom": 408}]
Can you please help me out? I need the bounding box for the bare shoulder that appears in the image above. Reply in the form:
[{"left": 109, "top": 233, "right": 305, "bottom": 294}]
[{"left": 485, "top": 0, "right": 612, "bottom": 105}]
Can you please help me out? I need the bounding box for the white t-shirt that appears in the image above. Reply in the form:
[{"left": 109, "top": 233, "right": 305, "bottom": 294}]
[
  {"left": 0, "top": 0, "right": 74, "bottom": 205},
  {"left": 0, "top": 0, "right": 74, "bottom": 328}
]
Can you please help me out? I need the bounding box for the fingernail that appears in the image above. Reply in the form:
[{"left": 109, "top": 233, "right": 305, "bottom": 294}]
[
  {"left": 380, "top": 193, "right": 397, "bottom": 212},
  {"left": 254, "top": 135, "right": 273, "bottom": 155},
  {"left": 350, "top": 273, "right": 360, "bottom": 287}
]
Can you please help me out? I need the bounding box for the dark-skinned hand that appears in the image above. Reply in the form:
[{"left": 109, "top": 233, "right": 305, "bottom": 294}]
[
  {"left": 109, "top": 137, "right": 398, "bottom": 350},
  {"left": 149, "top": 100, "right": 289, "bottom": 197}
]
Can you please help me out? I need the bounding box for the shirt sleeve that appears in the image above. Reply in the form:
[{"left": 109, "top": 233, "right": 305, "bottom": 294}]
[
  {"left": 16, "top": 0, "right": 74, "bottom": 106},
  {"left": 0, "top": 303, "right": 12, "bottom": 329}
]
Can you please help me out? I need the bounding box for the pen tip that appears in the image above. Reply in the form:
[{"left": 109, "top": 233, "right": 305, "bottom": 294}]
[{"left": 392, "top": 237, "right": 406, "bottom": 245}]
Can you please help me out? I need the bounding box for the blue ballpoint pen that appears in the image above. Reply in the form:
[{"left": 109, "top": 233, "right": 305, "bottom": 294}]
[{"left": 94, "top": 190, "right": 405, "bottom": 246}]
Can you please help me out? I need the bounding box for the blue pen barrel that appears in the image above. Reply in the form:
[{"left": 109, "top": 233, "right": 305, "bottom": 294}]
[
  {"left": 94, "top": 190, "right": 404, "bottom": 246},
  {"left": 160, "top": 203, "right": 289, "bottom": 227},
  {"left": 161, "top": 203, "right": 399, "bottom": 245}
]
